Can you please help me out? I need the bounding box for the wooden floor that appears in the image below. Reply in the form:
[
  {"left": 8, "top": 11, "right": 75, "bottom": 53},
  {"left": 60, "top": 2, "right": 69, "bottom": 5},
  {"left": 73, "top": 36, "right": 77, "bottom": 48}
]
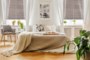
[
  {"left": 7, "top": 52, "right": 77, "bottom": 60},
  {"left": 0, "top": 51, "right": 77, "bottom": 60},
  {"left": 0, "top": 46, "right": 78, "bottom": 60},
  {"left": 0, "top": 41, "right": 80, "bottom": 60}
]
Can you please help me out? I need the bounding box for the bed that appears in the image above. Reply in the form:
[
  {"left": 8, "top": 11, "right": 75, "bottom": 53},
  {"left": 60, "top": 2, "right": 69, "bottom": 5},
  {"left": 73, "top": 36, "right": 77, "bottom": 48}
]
[{"left": 1, "top": 32, "right": 75, "bottom": 57}]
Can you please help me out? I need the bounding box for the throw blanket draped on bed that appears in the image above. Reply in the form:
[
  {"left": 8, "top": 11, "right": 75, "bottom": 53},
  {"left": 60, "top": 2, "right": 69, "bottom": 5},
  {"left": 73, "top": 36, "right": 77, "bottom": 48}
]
[{"left": 1, "top": 32, "right": 69, "bottom": 57}]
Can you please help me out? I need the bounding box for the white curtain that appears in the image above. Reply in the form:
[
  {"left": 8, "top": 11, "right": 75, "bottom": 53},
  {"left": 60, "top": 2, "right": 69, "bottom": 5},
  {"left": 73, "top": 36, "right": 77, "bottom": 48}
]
[
  {"left": 0, "top": 0, "right": 3, "bottom": 24},
  {"left": 55, "top": 0, "right": 64, "bottom": 33},
  {"left": 84, "top": 0, "right": 90, "bottom": 31},
  {"left": 25, "top": 0, "right": 34, "bottom": 30},
  {"left": 1, "top": 0, "right": 6, "bottom": 24},
  {"left": 25, "top": 0, "right": 30, "bottom": 30}
]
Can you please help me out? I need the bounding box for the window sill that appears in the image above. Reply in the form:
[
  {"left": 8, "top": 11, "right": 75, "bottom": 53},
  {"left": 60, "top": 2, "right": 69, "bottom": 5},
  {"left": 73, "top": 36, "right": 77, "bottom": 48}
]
[{"left": 64, "top": 25, "right": 83, "bottom": 28}]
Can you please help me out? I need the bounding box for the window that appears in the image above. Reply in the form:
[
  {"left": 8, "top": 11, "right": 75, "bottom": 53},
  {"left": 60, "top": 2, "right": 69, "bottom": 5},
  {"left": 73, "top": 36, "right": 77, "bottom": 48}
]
[
  {"left": 6, "top": 0, "right": 25, "bottom": 19},
  {"left": 6, "top": 0, "right": 26, "bottom": 26},
  {"left": 63, "top": 0, "right": 84, "bottom": 25}
]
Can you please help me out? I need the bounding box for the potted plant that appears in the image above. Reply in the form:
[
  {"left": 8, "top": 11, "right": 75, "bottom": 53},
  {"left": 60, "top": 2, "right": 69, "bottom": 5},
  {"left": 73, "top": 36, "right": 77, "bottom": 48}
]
[
  {"left": 64, "top": 30, "right": 90, "bottom": 60},
  {"left": 64, "top": 20, "right": 67, "bottom": 25},
  {"left": 17, "top": 21, "right": 24, "bottom": 32},
  {"left": 12, "top": 20, "right": 16, "bottom": 26},
  {"left": 72, "top": 20, "right": 77, "bottom": 24}
]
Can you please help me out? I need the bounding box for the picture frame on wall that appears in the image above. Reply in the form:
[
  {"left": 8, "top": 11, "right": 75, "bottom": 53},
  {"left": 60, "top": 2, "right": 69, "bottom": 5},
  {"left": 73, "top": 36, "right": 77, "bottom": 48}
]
[{"left": 40, "top": 3, "right": 50, "bottom": 19}]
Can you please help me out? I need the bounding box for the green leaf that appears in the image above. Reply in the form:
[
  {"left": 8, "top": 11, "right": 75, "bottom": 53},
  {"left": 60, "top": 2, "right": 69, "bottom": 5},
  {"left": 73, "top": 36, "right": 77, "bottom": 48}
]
[
  {"left": 12, "top": 20, "right": 16, "bottom": 25},
  {"left": 67, "top": 44, "right": 70, "bottom": 50},
  {"left": 76, "top": 49, "right": 84, "bottom": 60},
  {"left": 89, "top": 45, "right": 90, "bottom": 51},
  {"left": 20, "top": 23, "right": 24, "bottom": 29},
  {"left": 76, "top": 51, "right": 80, "bottom": 60},
  {"left": 63, "top": 44, "right": 67, "bottom": 54},
  {"left": 80, "top": 30, "right": 86, "bottom": 36},
  {"left": 17, "top": 21, "right": 21, "bottom": 25},
  {"left": 64, "top": 20, "right": 67, "bottom": 23},
  {"left": 84, "top": 31, "right": 90, "bottom": 38},
  {"left": 68, "top": 30, "right": 90, "bottom": 60},
  {"left": 17, "top": 21, "right": 24, "bottom": 29},
  {"left": 81, "top": 39, "right": 88, "bottom": 48},
  {"left": 74, "top": 37, "right": 81, "bottom": 46}
]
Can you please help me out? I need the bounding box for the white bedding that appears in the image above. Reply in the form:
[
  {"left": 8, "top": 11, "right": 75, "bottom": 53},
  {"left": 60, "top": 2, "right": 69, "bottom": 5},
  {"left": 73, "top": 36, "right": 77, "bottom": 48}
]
[{"left": 1, "top": 32, "right": 75, "bottom": 57}]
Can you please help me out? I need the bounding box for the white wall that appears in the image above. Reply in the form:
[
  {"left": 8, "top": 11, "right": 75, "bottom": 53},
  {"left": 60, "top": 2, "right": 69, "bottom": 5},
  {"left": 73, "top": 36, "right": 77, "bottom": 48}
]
[{"left": 30, "top": 0, "right": 60, "bottom": 25}]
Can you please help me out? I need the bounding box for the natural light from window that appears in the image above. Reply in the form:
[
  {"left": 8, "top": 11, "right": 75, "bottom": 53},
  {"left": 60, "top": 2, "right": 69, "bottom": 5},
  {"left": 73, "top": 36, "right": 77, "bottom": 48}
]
[
  {"left": 63, "top": 20, "right": 83, "bottom": 25},
  {"left": 6, "top": 20, "right": 26, "bottom": 26}
]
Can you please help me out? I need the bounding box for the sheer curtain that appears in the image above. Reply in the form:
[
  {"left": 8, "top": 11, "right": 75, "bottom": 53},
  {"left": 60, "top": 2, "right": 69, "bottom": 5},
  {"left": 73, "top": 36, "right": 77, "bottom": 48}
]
[
  {"left": 1, "top": 0, "right": 6, "bottom": 24},
  {"left": 25, "top": 0, "right": 35, "bottom": 30},
  {"left": 55, "top": 0, "right": 64, "bottom": 33},
  {"left": 29, "top": 0, "right": 35, "bottom": 25},
  {"left": 25, "top": 0, "right": 30, "bottom": 30},
  {"left": 0, "top": 0, "right": 3, "bottom": 24},
  {"left": 84, "top": 0, "right": 90, "bottom": 31}
]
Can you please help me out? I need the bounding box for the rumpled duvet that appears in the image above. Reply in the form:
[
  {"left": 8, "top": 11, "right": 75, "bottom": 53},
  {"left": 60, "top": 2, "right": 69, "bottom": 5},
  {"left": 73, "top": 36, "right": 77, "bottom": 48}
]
[{"left": 1, "top": 32, "right": 72, "bottom": 57}]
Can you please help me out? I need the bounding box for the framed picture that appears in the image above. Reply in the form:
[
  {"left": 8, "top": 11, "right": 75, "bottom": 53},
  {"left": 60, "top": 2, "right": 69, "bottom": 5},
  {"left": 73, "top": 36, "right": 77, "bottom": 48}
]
[{"left": 40, "top": 3, "right": 50, "bottom": 19}]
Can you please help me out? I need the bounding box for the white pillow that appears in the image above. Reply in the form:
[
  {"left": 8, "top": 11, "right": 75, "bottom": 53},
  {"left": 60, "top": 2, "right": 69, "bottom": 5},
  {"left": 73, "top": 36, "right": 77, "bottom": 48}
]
[
  {"left": 44, "top": 25, "right": 56, "bottom": 32},
  {"left": 33, "top": 24, "right": 45, "bottom": 32},
  {"left": 32, "top": 25, "right": 56, "bottom": 32}
]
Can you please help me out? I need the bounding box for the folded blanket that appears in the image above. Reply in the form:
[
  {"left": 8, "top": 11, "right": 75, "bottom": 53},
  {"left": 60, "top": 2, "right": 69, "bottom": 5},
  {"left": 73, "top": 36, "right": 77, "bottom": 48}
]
[{"left": 1, "top": 32, "right": 32, "bottom": 57}]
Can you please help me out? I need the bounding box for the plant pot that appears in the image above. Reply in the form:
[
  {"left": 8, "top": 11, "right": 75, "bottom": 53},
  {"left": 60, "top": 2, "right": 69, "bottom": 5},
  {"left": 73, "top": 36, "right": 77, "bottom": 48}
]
[{"left": 84, "top": 52, "right": 90, "bottom": 60}]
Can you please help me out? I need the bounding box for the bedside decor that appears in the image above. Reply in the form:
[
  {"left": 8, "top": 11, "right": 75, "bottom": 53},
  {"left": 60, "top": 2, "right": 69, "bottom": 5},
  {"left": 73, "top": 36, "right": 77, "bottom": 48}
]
[
  {"left": 36, "top": 24, "right": 44, "bottom": 32},
  {"left": 12, "top": 20, "right": 16, "bottom": 26},
  {"left": 17, "top": 21, "right": 24, "bottom": 32},
  {"left": 17, "top": 21, "right": 24, "bottom": 29},
  {"left": 72, "top": 20, "right": 77, "bottom": 24},
  {"left": 64, "top": 20, "right": 67, "bottom": 25}
]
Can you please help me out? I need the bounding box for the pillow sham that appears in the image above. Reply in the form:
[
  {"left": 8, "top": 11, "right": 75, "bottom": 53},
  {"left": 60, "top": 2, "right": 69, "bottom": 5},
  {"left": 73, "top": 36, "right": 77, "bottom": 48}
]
[
  {"left": 33, "top": 24, "right": 45, "bottom": 32},
  {"left": 44, "top": 25, "right": 56, "bottom": 32}
]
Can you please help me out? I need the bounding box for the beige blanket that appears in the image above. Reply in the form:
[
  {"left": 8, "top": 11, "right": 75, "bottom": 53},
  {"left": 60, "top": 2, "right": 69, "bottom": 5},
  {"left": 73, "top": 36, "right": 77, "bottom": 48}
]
[{"left": 1, "top": 32, "right": 69, "bottom": 57}]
